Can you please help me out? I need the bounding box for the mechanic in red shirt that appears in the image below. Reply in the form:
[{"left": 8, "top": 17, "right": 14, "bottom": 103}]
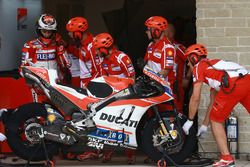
[
  {"left": 182, "top": 44, "right": 250, "bottom": 167},
  {"left": 66, "top": 17, "right": 102, "bottom": 88},
  {"left": 166, "top": 23, "right": 187, "bottom": 113},
  {"left": 93, "top": 33, "right": 135, "bottom": 80},
  {"left": 143, "top": 16, "right": 177, "bottom": 116},
  {"left": 92, "top": 32, "right": 136, "bottom": 164},
  {"left": 144, "top": 16, "right": 176, "bottom": 89},
  {"left": 21, "top": 14, "right": 71, "bottom": 102}
]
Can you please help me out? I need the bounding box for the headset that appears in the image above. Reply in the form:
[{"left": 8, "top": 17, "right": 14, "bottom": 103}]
[
  {"left": 188, "top": 53, "right": 204, "bottom": 66},
  {"left": 150, "top": 28, "right": 162, "bottom": 39},
  {"left": 99, "top": 47, "right": 109, "bottom": 57},
  {"left": 73, "top": 31, "right": 82, "bottom": 40}
]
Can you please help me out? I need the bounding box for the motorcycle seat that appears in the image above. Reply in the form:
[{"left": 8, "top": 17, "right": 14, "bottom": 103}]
[{"left": 86, "top": 81, "right": 113, "bottom": 98}]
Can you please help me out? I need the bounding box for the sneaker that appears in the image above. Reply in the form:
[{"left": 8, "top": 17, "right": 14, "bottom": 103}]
[
  {"left": 102, "top": 150, "right": 113, "bottom": 163},
  {"left": 76, "top": 151, "right": 100, "bottom": 161},
  {"left": 127, "top": 155, "right": 136, "bottom": 165},
  {"left": 212, "top": 159, "right": 235, "bottom": 167},
  {"left": 144, "top": 156, "right": 155, "bottom": 164},
  {"left": 65, "top": 152, "right": 76, "bottom": 160}
]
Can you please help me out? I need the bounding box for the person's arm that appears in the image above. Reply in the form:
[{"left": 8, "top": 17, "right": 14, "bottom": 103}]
[
  {"left": 188, "top": 81, "right": 203, "bottom": 120},
  {"left": 158, "top": 69, "right": 170, "bottom": 78},
  {"left": 159, "top": 46, "right": 175, "bottom": 77},
  {"left": 182, "top": 67, "right": 192, "bottom": 89},
  {"left": 182, "top": 81, "right": 203, "bottom": 135},
  {"left": 196, "top": 88, "right": 217, "bottom": 137},
  {"left": 202, "top": 89, "right": 217, "bottom": 126}
]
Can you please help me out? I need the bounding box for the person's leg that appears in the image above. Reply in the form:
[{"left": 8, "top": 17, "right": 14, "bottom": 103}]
[
  {"left": 102, "top": 149, "right": 113, "bottom": 163},
  {"left": 209, "top": 91, "right": 238, "bottom": 166},
  {"left": 211, "top": 121, "right": 230, "bottom": 155},
  {"left": 126, "top": 149, "right": 136, "bottom": 164},
  {"left": 240, "top": 92, "right": 250, "bottom": 114}
]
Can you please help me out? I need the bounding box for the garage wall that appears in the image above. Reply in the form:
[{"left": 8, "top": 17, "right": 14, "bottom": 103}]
[
  {"left": 196, "top": 0, "right": 250, "bottom": 156},
  {"left": 0, "top": 0, "right": 42, "bottom": 71}
]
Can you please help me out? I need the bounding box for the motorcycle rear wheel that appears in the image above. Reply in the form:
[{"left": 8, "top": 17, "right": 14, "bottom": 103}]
[
  {"left": 5, "top": 103, "right": 60, "bottom": 161},
  {"left": 141, "top": 112, "right": 196, "bottom": 165}
]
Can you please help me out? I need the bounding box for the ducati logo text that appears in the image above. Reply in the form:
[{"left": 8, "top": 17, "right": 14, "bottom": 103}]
[{"left": 100, "top": 113, "right": 138, "bottom": 128}]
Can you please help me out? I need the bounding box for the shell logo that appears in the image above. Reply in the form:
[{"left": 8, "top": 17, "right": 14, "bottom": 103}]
[
  {"left": 167, "top": 50, "right": 173, "bottom": 56},
  {"left": 48, "top": 114, "right": 56, "bottom": 123}
]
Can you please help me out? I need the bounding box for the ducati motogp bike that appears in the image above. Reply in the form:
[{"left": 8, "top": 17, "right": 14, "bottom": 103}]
[{"left": 4, "top": 65, "right": 196, "bottom": 165}]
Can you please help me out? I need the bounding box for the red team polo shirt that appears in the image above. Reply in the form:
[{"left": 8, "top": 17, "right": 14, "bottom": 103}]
[
  {"left": 144, "top": 37, "right": 176, "bottom": 89},
  {"left": 193, "top": 59, "right": 250, "bottom": 122},
  {"left": 102, "top": 49, "right": 135, "bottom": 78}
]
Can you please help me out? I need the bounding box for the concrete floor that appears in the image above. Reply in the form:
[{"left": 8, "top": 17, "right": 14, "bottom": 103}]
[{"left": 0, "top": 155, "right": 250, "bottom": 167}]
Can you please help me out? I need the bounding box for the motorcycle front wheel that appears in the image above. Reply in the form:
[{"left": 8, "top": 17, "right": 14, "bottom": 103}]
[
  {"left": 5, "top": 103, "right": 60, "bottom": 161},
  {"left": 141, "top": 112, "right": 196, "bottom": 165}
]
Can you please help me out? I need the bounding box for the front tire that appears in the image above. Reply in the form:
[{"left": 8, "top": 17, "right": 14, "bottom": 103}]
[
  {"left": 141, "top": 112, "right": 196, "bottom": 165},
  {"left": 5, "top": 103, "right": 60, "bottom": 161}
]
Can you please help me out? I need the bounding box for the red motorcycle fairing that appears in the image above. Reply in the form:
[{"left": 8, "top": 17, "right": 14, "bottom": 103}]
[{"left": 22, "top": 66, "right": 51, "bottom": 83}]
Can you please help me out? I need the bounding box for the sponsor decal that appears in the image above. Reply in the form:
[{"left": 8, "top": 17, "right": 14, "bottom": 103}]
[
  {"left": 104, "top": 140, "right": 118, "bottom": 146},
  {"left": 166, "top": 56, "right": 174, "bottom": 60},
  {"left": 119, "top": 143, "right": 136, "bottom": 149},
  {"left": 88, "top": 128, "right": 130, "bottom": 143},
  {"left": 43, "top": 15, "right": 55, "bottom": 25},
  {"left": 99, "top": 113, "right": 138, "bottom": 128},
  {"left": 60, "top": 133, "right": 66, "bottom": 140},
  {"left": 167, "top": 50, "right": 173, "bottom": 56},
  {"left": 17, "top": 8, "right": 27, "bottom": 30},
  {"left": 48, "top": 114, "right": 56, "bottom": 123},
  {"left": 37, "top": 53, "right": 56, "bottom": 60},
  {"left": 128, "top": 67, "right": 135, "bottom": 73},
  {"left": 36, "top": 71, "right": 48, "bottom": 82},
  {"left": 153, "top": 52, "right": 161, "bottom": 58},
  {"left": 87, "top": 137, "right": 104, "bottom": 149},
  {"left": 111, "top": 66, "right": 121, "bottom": 71},
  {"left": 127, "top": 64, "right": 133, "bottom": 68},
  {"left": 102, "top": 63, "right": 108, "bottom": 67},
  {"left": 87, "top": 136, "right": 133, "bottom": 149}
]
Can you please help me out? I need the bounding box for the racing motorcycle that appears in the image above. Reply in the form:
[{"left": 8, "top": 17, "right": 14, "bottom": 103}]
[{"left": 4, "top": 65, "right": 196, "bottom": 165}]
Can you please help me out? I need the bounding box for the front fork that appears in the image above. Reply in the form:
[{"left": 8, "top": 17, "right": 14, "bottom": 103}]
[
  {"left": 152, "top": 105, "right": 181, "bottom": 167},
  {"left": 152, "top": 106, "right": 173, "bottom": 140}
]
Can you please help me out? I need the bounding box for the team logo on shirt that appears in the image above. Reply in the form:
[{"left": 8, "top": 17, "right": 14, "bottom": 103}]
[
  {"left": 128, "top": 67, "right": 135, "bottom": 73},
  {"left": 148, "top": 47, "right": 153, "bottom": 53},
  {"left": 166, "top": 56, "right": 174, "bottom": 60},
  {"left": 37, "top": 53, "right": 56, "bottom": 60},
  {"left": 112, "top": 66, "right": 121, "bottom": 71},
  {"left": 153, "top": 52, "right": 161, "bottom": 58},
  {"left": 167, "top": 50, "right": 173, "bottom": 56}
]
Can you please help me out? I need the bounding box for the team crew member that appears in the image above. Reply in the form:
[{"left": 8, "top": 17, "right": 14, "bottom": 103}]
[
  {"left": 143, "top": 16, "right": 176, "bottom": 115},
  {"left": 182, "top": 44, "right": 250, "bottom": 167},
  {"left": 166, "top": 24, "right": 187, "bottom": 113},
  {"left": 93, "top": 33, "right": 135, "bottom": 79},
  {"left": 21, "top": 14, "right": 71, "bottom": 102},
  {"left": 144, "top": 16, "right": 176, "bottom": 92},
  {"left": 22, "top": 14, "right": 70, "bottom": 73},
  {"left": 66, "top": 17, "right": 102, "bottom": 88},
  {"left": 92, "top": 32, "right": 136, "bottom": 164}
]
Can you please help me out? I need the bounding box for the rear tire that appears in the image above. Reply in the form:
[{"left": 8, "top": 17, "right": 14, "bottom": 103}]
[
  {"left": 5, "top": 103, "right": 60, "bottom": 161},
  {"left": 141, "top": 112, "right": 196, "bottom": 165}
]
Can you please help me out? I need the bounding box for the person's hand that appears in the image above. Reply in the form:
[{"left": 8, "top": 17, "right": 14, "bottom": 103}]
[
  {"left": 61, "top": 68, "right": 72, "bottom": 84},
  {"left": 182, "top": 119, "right": 193, "bottom": 135},
  {"left": 197, "top": 125, "right": 208, "bottom": 139},
  {"left": 0, "top": 133, "right": 6, "bottom": 142}
]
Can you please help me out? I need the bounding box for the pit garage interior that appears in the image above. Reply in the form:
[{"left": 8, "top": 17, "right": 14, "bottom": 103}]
[{"left": 0, "top": 0, "right": 217, "bottom": 166}]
